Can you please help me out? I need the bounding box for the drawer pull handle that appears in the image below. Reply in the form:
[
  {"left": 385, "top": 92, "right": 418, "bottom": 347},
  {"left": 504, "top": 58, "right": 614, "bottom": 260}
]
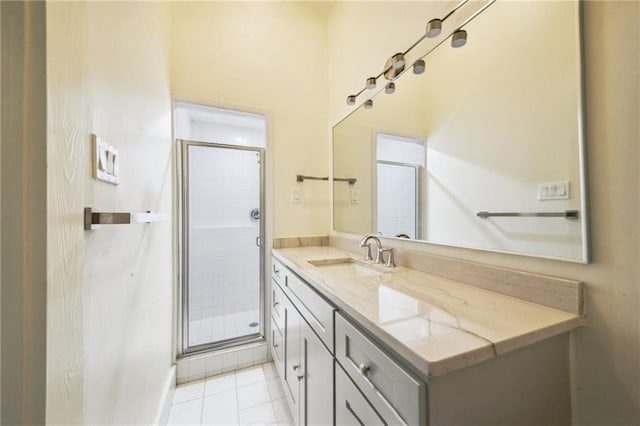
[
  {"left": 357, "top": 363, "right": 407, "bottom": 425},
  {"left": 297, "top": 374, "right": 304, "bottom": 381},
  {"left": 293, "top": 364, "right": 300, "bottom": 370},
  {"left": 273, "top": 301, "right": 279, "bottom": 308},
  {"left": 273, "top": 342, "right": 278, "bottom": 348},
  {"left": 358, "top": 363, "right": 370, "bottom": 376}
]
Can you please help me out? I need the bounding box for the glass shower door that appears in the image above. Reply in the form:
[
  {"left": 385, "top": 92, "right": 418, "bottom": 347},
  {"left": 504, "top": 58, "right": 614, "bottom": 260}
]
[{"left": 182, "top": 141, "right": 264, "bottom": 352}]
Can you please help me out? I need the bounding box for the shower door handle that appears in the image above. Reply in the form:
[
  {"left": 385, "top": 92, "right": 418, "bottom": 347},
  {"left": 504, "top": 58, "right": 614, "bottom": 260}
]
[{"left": 256, "top": 236, "right": 262, "bottom": 247}]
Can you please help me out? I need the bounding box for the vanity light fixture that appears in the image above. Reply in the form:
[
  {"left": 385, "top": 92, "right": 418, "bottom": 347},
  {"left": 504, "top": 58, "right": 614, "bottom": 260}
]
[
  {"left": 366, "top": 77, "right": 377, "bottom": 89},
  {"left": 385, "top": 82, "right": 395, "bottom": 94},
  {"left": 344, "top": 0, "right": 474, "bottom": 108},
  {"left": 451, "top": 29, "right": 468, "bottom": 48},
  {"left": 426, "top": 19, "right": 442, "bottom": 38},
  {"left": 413, "top": 59, "right": 426, "bottom": 74}
]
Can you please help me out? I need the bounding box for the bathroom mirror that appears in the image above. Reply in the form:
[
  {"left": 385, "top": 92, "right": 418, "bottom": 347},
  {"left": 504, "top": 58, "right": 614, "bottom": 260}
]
[{"left": 333, "top": 0, "right": 589, "bottom": 262}]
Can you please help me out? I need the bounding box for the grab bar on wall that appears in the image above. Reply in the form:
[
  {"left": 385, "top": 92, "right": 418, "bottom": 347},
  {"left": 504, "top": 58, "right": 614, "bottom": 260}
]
[
  {"left": 476, "top": 210, "right": 579, "bottom": 220},
  {"left": 296, "top": 174, "right": 357, "bottom": 185},
  {"left": 84, "top": 207, "right": 169, "bottom": 230}
]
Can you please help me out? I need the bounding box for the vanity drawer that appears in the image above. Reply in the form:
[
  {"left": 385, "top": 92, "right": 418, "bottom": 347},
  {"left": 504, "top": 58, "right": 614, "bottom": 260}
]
[
  {"left": 271, "top": 281, "right": 285, "bottom": 331},
  {"left": 336, "top": 362, "right": 386, "bottom": 426},
  {"left": 272, "top": 257, "right": 285, "bottom": 287},
  {"left": 335, "top": 313, "right": 426, "bottom": 426},
  {"left": 283, "top": 268, "right": 336, "bottom": 353},
  {"left": 270, "top": 317, "right": 284, "bottom": 378}
]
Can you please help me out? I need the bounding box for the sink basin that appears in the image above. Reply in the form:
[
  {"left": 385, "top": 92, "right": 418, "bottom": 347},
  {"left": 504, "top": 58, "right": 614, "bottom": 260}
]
[{"left": 308, "top": 258, "right": 388, "bottom": 277}]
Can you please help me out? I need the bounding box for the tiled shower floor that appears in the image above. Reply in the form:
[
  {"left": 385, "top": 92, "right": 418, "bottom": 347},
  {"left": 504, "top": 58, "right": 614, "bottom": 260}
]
[
  {"left": 168, "top": 362, "right": 294, "bottom": 426},
  {"left": 189, "top": 309, "right": 261, "bottom": 347}
]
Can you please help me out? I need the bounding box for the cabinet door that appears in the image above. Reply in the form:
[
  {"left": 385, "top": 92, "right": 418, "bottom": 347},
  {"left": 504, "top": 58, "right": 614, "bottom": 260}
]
[
  {"left": 300, "top": 320, "right": 334, "bottom": 426},
  {"left": 284, "top": 298, "right": 302, "bottom": 425},
  {"left": 270, "top": 317, "right": 285, "bottom": 379},
  {"left": 272, "top": 281, "right": 285, "bottom": 332}
]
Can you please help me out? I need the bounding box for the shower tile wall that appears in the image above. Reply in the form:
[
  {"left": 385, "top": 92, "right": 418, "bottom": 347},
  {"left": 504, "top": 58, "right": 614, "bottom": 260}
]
[
  {"left": 190, "top": 227, "right": 259, "bottom": 320},
  {"left": 377, "top": 164, "right": 416, "bottom": 238},
  {"left": 188, "top": 147, "right": 261, "bottom": 346}
]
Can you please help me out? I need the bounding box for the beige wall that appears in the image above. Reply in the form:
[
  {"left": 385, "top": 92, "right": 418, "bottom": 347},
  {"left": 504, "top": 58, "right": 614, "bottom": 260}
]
[
  {"left": 46, "top": 2, "right": 173, "bottom": 424},
  {"left": 169, "top": 1, "right": 331, "bottom": 240},
  {"left": 329, "top": 1, "right": 640, "bottom": 423}
]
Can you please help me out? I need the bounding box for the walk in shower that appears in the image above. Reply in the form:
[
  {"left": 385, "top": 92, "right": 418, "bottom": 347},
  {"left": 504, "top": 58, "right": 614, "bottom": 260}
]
[{"left": 176, "top": 102, "right": 266, "bottom": 353}]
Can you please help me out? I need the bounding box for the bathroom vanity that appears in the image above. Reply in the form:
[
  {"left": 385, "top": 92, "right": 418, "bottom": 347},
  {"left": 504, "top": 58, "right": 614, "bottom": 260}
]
[{"left": 269, "top": 246, "right": 582, "bottom": 425}]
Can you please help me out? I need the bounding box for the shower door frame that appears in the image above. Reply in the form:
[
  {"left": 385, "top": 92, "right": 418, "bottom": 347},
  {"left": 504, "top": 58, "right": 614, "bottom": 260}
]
[{"left": 178, "top": 139, "right": 266, "bottom": 356}]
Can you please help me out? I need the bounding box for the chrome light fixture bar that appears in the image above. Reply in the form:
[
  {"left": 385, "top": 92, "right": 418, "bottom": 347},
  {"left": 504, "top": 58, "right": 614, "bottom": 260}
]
[{"left": 345, "top": 0, "right": 495, "bottom": 109}]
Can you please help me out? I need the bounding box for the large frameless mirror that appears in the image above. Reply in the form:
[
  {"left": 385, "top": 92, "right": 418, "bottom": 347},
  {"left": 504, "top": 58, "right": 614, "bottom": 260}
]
[{"left": 333, "top": 0, "right": 589, "bottom": 262}]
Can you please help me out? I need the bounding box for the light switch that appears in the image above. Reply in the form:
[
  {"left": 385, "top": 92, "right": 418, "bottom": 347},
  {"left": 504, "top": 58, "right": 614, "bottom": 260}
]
[
  {"left": 350, "top": 189, "right": 359, "bottom": 205},
  {"left": 556, "top": 184, "right": 566, "bottom": 197},
  {"left": 537, "top": 181, "right": 569, "bottom": 200},
  {"left": 292, "top": 188, "right": 302, "bottom": 204},
  {"left": 92, "top": 134, "right": 120, "bottom": 185}
]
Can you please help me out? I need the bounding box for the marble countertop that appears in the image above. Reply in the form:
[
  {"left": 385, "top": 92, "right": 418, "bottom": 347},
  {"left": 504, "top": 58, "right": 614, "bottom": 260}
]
[{"left": 272, "top": 246, "right": 582, "bottom": 378}]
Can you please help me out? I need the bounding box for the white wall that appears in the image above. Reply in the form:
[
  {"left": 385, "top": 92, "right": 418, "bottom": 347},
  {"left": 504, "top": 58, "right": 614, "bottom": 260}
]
[
  {"left": 329, "top": 1, "right": 640, "bottom": 423},
  {"left": 46, "top": 2, "right": 173, "bottom": 424},
  {"left": 170, "top": 1, "right": 331, "bottom": 240}
]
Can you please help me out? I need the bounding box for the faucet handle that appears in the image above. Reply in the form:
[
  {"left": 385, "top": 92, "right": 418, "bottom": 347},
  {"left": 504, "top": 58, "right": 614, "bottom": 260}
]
[
  {"left": 379, "top": 248, "right": 395, "bottom": 267},
  {"left": 374, "top": 247, "right": 385, "bottom": 264}
]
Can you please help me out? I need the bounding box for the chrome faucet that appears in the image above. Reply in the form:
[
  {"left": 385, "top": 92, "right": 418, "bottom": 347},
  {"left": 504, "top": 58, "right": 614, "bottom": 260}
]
[
  {"left": 358, "top": 234, "right": 381, "bottom": 262},
  {"left": 359, "top": 235, "right": 396, "bottom": 267}
]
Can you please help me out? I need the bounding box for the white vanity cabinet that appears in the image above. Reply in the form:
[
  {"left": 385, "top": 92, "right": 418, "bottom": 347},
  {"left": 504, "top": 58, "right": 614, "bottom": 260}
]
[
  {"left": 271, "top": 257, "right": 335, "bottom": 426},
  {"left": 335, "top": 313, "right": 426, "bottom": 425}
]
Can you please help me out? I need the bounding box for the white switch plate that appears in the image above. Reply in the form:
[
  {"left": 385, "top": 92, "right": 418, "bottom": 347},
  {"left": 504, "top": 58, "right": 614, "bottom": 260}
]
[
  {"left": 350, "top": 189, "right": 359, "bottom": 205},
  {"left": 92, "top": 134, "right": 120, "bottom": 185},
  {"left": 538, "top": 181, "right": 569, "bottom": 200},
  {"left": 291, "top": 188, "right": 302, "bottom": 204}
]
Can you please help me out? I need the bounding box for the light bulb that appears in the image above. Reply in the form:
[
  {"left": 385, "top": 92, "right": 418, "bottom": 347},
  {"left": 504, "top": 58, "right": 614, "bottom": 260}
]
[
  {"left": 426, "top": 19, "right": 442, "bottom": 38},
  {"left": 366, "top": 77, "right": 377, "bottom": 89},
  {"left": 451, "top": 30, "right": 467, "bottom": 48}
]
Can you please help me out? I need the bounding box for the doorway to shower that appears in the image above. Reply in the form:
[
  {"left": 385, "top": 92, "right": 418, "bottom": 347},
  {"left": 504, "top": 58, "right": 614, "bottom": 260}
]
[{"left": 175, "top": 102, "right": 266, "bottom": 354}]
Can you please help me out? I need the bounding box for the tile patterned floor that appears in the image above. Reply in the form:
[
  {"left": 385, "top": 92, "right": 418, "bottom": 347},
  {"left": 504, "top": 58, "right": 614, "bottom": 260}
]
[{"left": 168, "top": 362, "right": 294, "bottom": 426}]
